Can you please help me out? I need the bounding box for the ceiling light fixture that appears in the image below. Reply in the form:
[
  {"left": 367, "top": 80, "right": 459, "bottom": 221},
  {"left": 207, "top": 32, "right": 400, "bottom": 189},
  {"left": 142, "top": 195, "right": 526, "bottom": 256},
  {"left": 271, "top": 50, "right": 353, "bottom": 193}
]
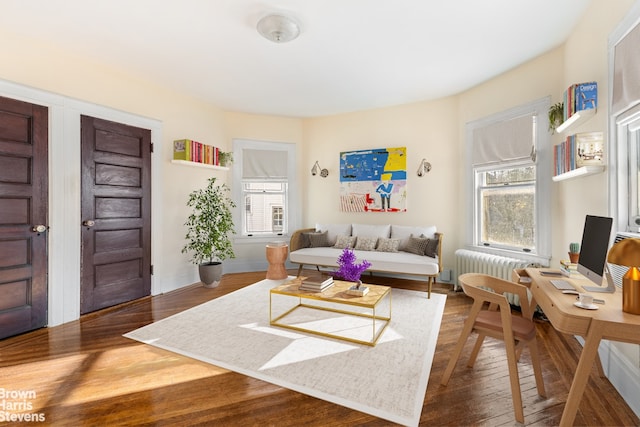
[{"left": 257, "top": 14, "right": 300, "bottom": 43}]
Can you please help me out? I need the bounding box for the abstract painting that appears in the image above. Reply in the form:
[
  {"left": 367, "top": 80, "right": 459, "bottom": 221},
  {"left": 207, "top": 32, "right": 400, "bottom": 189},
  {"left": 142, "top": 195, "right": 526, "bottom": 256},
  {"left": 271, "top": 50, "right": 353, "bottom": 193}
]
[{"left": 339, "top": 147, "right": 407, "bottom": 212}]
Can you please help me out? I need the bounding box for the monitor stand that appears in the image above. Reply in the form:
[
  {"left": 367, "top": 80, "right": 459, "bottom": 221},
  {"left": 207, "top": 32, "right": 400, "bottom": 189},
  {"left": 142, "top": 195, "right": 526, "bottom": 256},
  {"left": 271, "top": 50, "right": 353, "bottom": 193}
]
[{"left": 583, "top": 264, "right": 617, "bottom": 293}]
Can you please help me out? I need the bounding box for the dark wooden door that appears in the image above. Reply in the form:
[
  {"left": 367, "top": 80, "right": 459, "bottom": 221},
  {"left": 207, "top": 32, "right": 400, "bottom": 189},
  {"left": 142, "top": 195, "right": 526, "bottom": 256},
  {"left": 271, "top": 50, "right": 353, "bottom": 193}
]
[
  {"left": 80, "top": 115, "right": 151, "bottom": 314},
  {"left": 0, "top": 96, "right": 48, "bottom": 339}
]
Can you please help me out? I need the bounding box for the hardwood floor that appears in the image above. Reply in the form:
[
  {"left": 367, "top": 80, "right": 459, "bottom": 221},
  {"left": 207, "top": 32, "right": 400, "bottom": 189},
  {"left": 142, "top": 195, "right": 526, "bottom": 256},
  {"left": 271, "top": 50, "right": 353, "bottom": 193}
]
[{"left": 1, "top": 270, "right": 638, "bottom": 426}]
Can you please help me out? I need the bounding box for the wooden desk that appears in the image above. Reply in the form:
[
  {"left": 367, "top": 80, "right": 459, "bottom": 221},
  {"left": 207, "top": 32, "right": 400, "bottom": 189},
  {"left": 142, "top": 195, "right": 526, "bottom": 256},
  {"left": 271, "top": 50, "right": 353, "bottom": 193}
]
[{"left": 525, "top": 268, "right": 640, "bottom": 426}]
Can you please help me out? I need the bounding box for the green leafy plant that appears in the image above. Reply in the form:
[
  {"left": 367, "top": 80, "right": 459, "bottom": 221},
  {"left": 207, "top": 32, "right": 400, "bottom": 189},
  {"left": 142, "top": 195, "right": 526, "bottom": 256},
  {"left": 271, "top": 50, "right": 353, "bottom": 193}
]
[
  {"left": 182, "top": 177, "right": 236, "bottom": 265},
  {"left": 548, "top": 102, "right": 564, "bottom": 134},
  {"left": 219, "top": 151, "right": 233, "bottom": 167}
]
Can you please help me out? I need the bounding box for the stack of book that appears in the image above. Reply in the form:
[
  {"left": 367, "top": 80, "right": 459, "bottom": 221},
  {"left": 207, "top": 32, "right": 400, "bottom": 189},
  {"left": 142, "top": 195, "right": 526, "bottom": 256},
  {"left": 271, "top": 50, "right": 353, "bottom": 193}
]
[{"left": 299, "top": 274, "right": 334, "bottom": 292}]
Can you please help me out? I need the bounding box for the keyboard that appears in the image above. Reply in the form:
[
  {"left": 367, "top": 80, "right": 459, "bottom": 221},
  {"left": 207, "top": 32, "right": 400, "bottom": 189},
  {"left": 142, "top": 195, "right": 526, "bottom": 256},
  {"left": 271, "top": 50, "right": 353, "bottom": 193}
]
[{"left": 550, "top": 279, "right": 575, "bottom": 290}]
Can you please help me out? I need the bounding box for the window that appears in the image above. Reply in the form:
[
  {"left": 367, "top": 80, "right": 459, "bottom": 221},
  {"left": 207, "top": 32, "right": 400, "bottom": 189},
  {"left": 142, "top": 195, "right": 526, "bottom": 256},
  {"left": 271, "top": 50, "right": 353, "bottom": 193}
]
[
  {"left": 232, "top": 139, "right": 299, "bottom": 242},
  {"left": 477, "top": 165, "right": 536, "bottom": 250},
  {"left": 610, "top": 14, "right": 640, "bottom": 234},
  {"left": 466, "top": 98, "right": 551, "bottom": 264},
  {"left": 242, "top": 182, "right": 286, "bottom": 235}
]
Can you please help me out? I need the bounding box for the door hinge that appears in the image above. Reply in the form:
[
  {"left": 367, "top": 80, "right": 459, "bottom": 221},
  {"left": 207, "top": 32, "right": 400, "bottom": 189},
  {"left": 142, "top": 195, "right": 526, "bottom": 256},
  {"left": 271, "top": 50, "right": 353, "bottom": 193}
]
[
  {"left": 150, "top": 142, "right": 154, "bottom": 153},
  {"left": 150, "top": 265, "right": 154, "bottom": 275}
]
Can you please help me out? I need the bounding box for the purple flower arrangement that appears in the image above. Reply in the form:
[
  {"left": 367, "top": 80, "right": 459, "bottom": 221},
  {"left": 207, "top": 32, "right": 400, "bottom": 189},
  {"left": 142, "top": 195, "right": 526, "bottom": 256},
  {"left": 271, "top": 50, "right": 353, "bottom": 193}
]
[{"left": 333, "top": 248, "right": 372, "bottom": 283}]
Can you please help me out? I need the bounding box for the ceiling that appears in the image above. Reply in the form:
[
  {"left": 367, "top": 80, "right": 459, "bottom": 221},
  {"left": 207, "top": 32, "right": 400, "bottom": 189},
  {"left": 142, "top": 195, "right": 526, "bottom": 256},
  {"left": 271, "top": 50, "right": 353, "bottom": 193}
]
[{"left": 1, "top": 0, "right": 592, "bottom": 118}]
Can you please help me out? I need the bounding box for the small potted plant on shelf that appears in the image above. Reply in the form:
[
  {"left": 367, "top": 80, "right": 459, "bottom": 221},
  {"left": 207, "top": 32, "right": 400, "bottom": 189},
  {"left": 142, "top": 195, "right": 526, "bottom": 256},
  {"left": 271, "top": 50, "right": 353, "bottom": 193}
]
[
  {"left": 548, "top": 102, "right": 564, "bottom": 134},
  {"left": 182, "top": 177, "right": 236, "bottom": 288},
  {"left": 568, "top": 242, "right": 580, "bottom": 264},
  {"left": 219, "top": 151, "right": 233, "bottom": 167}
]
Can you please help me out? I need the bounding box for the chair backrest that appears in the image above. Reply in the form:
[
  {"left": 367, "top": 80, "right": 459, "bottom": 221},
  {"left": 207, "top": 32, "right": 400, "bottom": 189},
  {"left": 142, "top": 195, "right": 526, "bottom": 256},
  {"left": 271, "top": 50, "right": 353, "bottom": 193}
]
[{"left": 458, "top": 273, "right": 534, "bottom": 320}]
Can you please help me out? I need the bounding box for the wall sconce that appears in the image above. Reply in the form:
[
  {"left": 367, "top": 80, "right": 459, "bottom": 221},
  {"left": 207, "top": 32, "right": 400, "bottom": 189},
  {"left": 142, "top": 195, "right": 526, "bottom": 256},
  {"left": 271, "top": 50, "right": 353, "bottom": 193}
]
[
  {"left": 311, "top": 161, "right": 329, "bottom": 178},
  {"left": 417, "top": 158, "right": 432, "bottom": 177}
]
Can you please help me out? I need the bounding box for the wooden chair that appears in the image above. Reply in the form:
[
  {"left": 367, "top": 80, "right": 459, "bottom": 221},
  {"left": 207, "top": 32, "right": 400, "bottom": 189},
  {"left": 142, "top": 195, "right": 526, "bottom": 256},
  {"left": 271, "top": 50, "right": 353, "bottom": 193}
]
[{"left": 440, "top": 273, "right": 546, "bottom": 423}]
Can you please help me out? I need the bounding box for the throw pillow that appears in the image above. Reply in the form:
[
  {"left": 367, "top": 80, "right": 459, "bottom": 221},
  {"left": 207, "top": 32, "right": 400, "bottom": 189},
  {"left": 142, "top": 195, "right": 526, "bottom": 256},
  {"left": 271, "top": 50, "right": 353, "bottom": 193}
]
[
  {"left": 334, "top": 234, "right": 356, "bottom": 249},
  {"left": 425, "top": 237, "right": 439, "bottom": 258},
  {"left": 354, "top": 236, "right": 378, "bottom": 251},
  {"left": 376, "top": 237, "right": 400, "bottom": 252},
  {"left": 308, "top": 231, "right": 330, "bottom": 247},
  {"left": 405, "top": 234, "right": 429, "bottom": 256}
]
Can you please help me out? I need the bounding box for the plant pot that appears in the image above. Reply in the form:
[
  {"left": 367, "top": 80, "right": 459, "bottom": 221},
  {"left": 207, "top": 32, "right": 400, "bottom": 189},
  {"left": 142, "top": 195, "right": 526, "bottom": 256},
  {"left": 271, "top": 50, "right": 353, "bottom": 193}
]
[
  {"left": 568, "top": 252, "right": 580, "bottom": 264},
  {"left": 199, "top": 262, "right": 223, "bottom": 288}
]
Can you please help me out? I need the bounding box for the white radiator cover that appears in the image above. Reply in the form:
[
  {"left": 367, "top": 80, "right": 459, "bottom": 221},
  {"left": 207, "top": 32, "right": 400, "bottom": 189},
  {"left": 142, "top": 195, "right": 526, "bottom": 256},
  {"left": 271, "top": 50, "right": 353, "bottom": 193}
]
[{"left": 455, "top": 249, "right": 532, "bottom": 306}]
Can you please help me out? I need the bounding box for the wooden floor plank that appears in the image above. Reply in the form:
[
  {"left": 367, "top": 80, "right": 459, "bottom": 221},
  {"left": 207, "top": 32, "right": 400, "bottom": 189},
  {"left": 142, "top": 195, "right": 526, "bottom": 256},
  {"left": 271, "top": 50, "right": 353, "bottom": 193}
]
[{"left": 0, "top": 270, "right": 638, "bottom": 426}]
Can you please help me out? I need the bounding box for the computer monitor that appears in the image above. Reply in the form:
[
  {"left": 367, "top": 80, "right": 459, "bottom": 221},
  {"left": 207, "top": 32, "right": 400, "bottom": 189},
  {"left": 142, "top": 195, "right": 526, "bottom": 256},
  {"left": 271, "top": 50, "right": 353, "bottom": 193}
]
[{"left": 577, "top": 215, "right": 615, "bottom": 293}]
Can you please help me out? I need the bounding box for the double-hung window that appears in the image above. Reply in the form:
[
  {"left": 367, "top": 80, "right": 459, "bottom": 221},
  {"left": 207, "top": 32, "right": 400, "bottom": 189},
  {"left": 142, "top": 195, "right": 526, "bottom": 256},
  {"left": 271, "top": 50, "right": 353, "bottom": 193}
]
[
  {"left": 610, "top": 14, "right": 640, "bottom": 234},
  {"left": 232, "top": 139, "right": 299, "bottom": 241},
  {"left": 466, "top": 98, "right": 551, "bottom": 264}
]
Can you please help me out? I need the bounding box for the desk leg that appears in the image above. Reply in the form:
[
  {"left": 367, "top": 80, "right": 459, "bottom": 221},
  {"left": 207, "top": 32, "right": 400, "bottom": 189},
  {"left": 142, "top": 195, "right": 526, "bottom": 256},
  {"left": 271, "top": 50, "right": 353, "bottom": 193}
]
[{"left": 560, "top": 322, "right": 605, "bottom": 427}]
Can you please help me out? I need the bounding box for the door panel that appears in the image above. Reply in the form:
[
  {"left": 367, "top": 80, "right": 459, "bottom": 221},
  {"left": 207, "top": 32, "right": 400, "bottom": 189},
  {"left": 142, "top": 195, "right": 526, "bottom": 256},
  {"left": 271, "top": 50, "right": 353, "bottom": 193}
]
[
  {"left": 0, "top": 96, "right": 48, "bottom": 340},
  {"left": 80, "top": 115, "right": 151, "bottom": 314}
]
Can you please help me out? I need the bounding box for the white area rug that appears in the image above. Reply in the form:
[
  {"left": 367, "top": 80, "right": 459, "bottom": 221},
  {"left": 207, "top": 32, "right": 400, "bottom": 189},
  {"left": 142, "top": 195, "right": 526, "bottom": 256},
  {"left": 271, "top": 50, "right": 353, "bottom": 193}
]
[{"left": 124, "top": 278, "right": 446, "bottom": 426}]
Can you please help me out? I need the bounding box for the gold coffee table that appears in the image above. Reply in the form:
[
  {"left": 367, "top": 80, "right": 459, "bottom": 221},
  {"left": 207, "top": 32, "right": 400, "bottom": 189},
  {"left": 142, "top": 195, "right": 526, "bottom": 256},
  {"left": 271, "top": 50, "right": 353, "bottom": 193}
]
[{"left": 269, "top": 278, "right": 392, "bottom": 346}]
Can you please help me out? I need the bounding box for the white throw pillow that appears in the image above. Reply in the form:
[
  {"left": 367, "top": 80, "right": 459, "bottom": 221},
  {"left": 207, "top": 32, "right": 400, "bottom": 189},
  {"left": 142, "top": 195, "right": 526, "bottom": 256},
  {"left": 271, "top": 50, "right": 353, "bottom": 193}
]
[
  {"left": 351, "top": 223, "right": 391, "bottom": 239},
  {"left": 316, "top": 223, "right": 352, "bottom": 246},
  {"left": 391, "top": 225, "right": 437, "bottom": 251}
]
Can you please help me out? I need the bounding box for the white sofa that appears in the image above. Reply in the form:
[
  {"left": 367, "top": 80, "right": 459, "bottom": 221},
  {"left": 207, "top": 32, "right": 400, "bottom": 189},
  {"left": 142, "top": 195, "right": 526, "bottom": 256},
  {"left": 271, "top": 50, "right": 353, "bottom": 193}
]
[{"left": 288, "top": 223, "right": 443, "bottom": 298}]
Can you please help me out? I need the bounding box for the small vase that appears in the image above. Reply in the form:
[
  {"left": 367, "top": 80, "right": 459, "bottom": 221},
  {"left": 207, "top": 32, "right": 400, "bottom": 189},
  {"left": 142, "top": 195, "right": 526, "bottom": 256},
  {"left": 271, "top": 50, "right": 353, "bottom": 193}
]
[{"left": 568, "top": 252, "right": 579, "bottom": 264}]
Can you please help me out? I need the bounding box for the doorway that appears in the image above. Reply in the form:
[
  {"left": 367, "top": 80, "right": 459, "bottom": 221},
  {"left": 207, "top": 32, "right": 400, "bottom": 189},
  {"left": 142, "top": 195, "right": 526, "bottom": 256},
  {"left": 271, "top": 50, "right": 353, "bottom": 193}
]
[
  {"left": 0, "top": 96, "right": 48, "bottom": 339},
  {"left": 80, "top": 115, "right": 152, "bottom": 314}
]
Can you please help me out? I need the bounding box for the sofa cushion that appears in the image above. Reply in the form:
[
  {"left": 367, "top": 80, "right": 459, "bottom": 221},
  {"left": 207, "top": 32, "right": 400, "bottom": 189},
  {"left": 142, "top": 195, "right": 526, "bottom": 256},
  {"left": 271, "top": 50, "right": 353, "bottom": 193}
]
[
  {"left": 354, "top": 236, "right": 378, "bottom": 251},
  {"left": 376, "top": 237, "right": 400, "bottom": 252},
  {"left": 405, "top": 234, "right": 430, "bottom": 255},
  {"left": 316, "top": 223, "right": 352, "bottom": 246},
  {"left": 391, "top": 225, "right": 437, "bottom": 250},
  {"left": 352, "top": 223, "right": 391, "bottom": 239},
  {"left": 425, "top": 238, "right": 439, "bottom": 258},
  {"left": 308, "top": 231, "right": 330, "bottom": 247},
  {"left": 289, "top": 247, "right": 439, "bottom": 276},
  {"left": 333, "top": 234, "right": 356, "bottom": 249}
]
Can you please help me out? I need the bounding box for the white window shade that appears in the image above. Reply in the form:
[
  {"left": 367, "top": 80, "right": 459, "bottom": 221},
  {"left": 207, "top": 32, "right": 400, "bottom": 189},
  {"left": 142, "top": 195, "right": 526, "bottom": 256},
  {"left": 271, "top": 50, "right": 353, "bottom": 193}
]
[
  {"left": 472, "top": 114, "right": 535, "bottom": 167},
  {"left": 612, "top": 21, "right": 640, "bottom": 116},
  {"left": 242, "top": 149, "right": 287, "bottom": 179}
]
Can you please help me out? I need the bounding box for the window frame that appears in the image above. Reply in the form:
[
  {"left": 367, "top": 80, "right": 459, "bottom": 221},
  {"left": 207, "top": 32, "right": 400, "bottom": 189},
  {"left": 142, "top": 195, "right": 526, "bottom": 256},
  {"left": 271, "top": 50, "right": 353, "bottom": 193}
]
[
  {"left": 231, "top": 138, "right": 300, "bottom": 245},
  {"left": 609, "top": 6, "right": 640, "bottom": 235},
  {"left": 465, "top": 98, "right": 552, "bottom": 265}
]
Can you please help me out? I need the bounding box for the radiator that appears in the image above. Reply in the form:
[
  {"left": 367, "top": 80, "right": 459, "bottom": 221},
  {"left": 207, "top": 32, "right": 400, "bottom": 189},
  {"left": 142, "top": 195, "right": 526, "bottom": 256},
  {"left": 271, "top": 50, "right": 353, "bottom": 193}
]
[{"left": 455, "top": 249, "right": 532, "bottom": 306}]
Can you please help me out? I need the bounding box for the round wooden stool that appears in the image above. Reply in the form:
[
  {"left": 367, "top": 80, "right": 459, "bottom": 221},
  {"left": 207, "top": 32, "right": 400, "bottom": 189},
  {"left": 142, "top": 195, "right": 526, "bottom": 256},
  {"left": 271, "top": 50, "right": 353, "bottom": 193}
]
[{"left": 266, "top": 242, "right": 288, "bottom": 280}]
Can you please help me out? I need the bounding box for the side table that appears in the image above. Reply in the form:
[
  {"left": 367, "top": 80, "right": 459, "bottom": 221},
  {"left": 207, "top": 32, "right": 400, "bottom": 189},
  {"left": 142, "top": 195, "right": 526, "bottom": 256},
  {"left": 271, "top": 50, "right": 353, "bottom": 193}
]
[{"left": 266, "top": 242, "right": 288, "bottom": 280}]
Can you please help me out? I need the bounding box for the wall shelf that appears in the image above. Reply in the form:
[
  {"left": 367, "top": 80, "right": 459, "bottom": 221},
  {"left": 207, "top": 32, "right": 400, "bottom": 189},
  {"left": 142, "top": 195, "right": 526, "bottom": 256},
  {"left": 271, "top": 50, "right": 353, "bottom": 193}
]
[
  {"left": 552, "top": 165, "right": 604, "bottom": 182},
  {"left": 171, "top": 159, "right": 229, "bottom": 171},
  {"left": 556, "top": 109, "right": 596, "bottom": 134}
]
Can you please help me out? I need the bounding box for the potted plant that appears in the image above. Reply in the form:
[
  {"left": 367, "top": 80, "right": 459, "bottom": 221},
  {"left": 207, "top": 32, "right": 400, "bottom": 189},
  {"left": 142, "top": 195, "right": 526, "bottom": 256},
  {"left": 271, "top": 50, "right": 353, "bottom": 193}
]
[
  {"left": 548, "top": 102, "right": 564, "bottom": 134},
  {"left": 568, "top": 242, "right": 580, "bottom": 264},
  {"left": 219, "top": 151, "right": 233, "bottom": 167},
  {"left": 182, "top": 177, "right": 236, "bottom": 287}
]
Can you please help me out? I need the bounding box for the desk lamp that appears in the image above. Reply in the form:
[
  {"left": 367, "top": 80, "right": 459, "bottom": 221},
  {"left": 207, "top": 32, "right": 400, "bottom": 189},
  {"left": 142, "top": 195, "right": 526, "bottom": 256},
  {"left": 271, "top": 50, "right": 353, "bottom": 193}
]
[{"left": 607, "top": 238, "right": 640, "bottom": 314}]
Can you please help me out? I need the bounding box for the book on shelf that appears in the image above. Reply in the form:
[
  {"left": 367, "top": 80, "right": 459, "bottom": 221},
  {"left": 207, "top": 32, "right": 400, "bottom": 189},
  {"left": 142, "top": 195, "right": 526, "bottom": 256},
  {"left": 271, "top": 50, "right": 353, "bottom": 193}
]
[
  {"left": 563, "top": 81, "right": 597, "bottom": 120},
  {"left": 173, "top": 139, "right": 192, "bottom": 161},
  {"left": 553, "top": 131, "right": 604, "bottom": 176},
  {"left": 173, "top": 139, "right": 221, "bottom": 165}
]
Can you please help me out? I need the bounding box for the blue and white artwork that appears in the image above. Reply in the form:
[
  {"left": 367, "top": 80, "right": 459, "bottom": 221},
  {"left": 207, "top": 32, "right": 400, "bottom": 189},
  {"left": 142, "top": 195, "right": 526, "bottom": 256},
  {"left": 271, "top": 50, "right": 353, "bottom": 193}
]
[{"left": 339, "top": 147, "right": 407, "bottom": 212}]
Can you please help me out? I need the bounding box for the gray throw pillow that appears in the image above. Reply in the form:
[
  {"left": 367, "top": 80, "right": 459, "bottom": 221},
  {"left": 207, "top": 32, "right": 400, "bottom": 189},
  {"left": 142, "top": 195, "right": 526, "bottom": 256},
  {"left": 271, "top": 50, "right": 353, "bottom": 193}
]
[
  {"left": 376, "top": 237, "right": 400, "bottom": 252},
  {"left": 334, "top": 234, "right": 356, "bottom": 249},
  {"left": 405, "top": 234, "right": 429, "bottom": 256},
  {"left": 354, "top": 236, "right": 378, "bottom": 251},
  {"left": 425, "top": 238, "right": 439, "bottom": 258},
  {"left": 308, "top": 231, "right": 330, "bottom": 247}
]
